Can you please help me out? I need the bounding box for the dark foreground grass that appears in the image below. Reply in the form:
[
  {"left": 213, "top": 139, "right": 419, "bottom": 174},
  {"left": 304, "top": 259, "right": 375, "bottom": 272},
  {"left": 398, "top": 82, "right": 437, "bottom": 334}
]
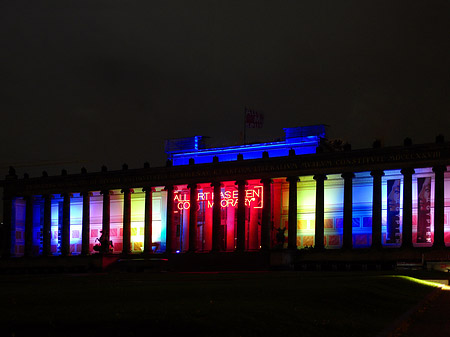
[{"left": 0, "top": 271, "right": 440, "bottom": 337}]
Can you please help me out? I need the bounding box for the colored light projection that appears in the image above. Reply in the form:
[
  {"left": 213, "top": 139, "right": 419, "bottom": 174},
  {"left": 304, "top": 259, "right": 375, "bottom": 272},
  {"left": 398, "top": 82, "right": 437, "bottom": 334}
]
[
  {"left": 271, "top": 178, "right": 288, "bottom": 248},
  {"left": 297, "top": 176, "right": 316, "bottom": 247},
  {"left": 11, "top": 198, "right": 25, "bottom": 256},
  {"left": 351, "top": 172, "right": 373, "bottom": 248},
  {"left": 382, "top": 170, "right": 403, "bottom": 246},
  {"left": 444, "top": 166, "right": 450, "bottom": 245},
  {"left": 324, "top": 174, "right": 344, "bottom": 248},
  {"left": 412, "top": 168, "right": 435, "bottom": 246}
]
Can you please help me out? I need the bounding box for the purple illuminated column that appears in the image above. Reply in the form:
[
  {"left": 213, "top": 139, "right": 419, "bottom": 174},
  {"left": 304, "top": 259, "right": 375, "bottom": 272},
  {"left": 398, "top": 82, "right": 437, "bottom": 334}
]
[
  {"left": 188, "top": 183, "right": 198, "bottom": 252},
  {"left": 342, "top": 172, "right": 355, "bottom": 250},
  {"left": 143, "top": 187, "right": 153, "bottom": 254},
  {"left": 61, "top": 193, "right": 71, "bottom": 256},
  {"left": 287, "top": 176, "right": 299, "bottom": 250},
  {"left": 101, "top": 190, "right": 111, "bottom": 253},
  {"left": 261, "top": 178, "right": 272, "bottom": 251},
  {"left": 122, "top": 188, "right": 132, "bottom": 254},
  {"left": 1, "top": 194, "right": 13, "bottom": 258},
  {"left": 81, "top": 191, "right": 91, "bottom": 255},
  {"left": 314, "top": 174, "right": 327, "bottom": 250},
  {"left": 211, "top": 181, "right": 222, "bottom": 252},
  {"left": 401, "top": 168, "right": 414, "bottom": 248},
  {"left": 165, "top": 185, "right": 174, "bottom": 253},
  {"left": 370, "top": 170, "right": 384, "bottom": 249},
  {"left": 43, "top": 194, "right": 52, "bottom": 256},
  {"left": 24, "top": 195, "right": 34, "bottom": 257},
  {"left": 236, "top": 180, "right": 247, "bottom": 252},
  {"left": 433, "top": 166, "right": 446, "bottom": 248}
]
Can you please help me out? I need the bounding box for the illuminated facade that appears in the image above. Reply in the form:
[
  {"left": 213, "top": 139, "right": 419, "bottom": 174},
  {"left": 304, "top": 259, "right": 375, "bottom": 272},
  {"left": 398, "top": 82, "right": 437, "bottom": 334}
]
[{"left": 1, "top": 126, "right": 450, "bottom": 269}]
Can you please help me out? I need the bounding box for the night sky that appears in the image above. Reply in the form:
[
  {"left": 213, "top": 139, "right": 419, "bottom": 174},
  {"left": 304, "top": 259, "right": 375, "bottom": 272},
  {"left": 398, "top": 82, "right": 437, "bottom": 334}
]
[{"left": 1, "top": 0, "right": 449, "bottom": 179}]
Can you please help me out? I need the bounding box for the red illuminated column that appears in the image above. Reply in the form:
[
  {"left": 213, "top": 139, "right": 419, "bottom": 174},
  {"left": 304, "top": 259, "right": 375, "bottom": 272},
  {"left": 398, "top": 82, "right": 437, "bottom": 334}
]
[
  {"left": 1, "top": 194, "right": 13, "bottom": 258},
  {"left": 433, "top": 166, "right": 446, "bottom": 248},
  {"left": 370, "top": 170, "right": 384, "bottom": 249},
  {"left": 101, "top": 190, "right": 111, "bottom": 253},
  {"left": 211, "top": 181, "right": 222, "bottom": 252},
  {"left": 143, "top": 187, "right": 153, "bottom": 254},
  {"left": 342, "top": 173, "right": 354, "bottom": 250},
  {"left": 287, "top": 176, "right": 299, "bottom": 250},
  {"left": 165, "top": 185, "right": 174, "bottom": 253},
  {"left": 188, "top": 183, "right": 198, "bottom": 252},
  {"left": 261, "top": 178, "right": 272, "bottom": 251},
  {"left": 43, "top": 194, "right": 52, "bottom": 256},
  {"left": 61, "top": 193, "right": 71, "bottom": 256},
  {"left": 24, "top": 195, "right": 34, "bottom": 257},
  {"left": 401, "top": 168, "right": 414, "bottom": 248},
  {"left": 122, "top": 188, "right": 132, "bottom": 254},
  {"left": 236, "top": 180, "right": 247, "bottom": 251},
  {"left": 81, "top": 191, "right": 91, "bottom": 255},
  {"left": 314, "top": 174, "right": 327, "bottom": 249}
]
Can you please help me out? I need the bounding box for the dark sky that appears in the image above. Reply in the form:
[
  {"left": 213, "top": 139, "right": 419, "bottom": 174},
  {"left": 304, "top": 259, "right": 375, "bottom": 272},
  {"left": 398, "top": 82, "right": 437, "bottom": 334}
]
[{"left": 1, "top": 0, "right": 449, "bottom": 178}]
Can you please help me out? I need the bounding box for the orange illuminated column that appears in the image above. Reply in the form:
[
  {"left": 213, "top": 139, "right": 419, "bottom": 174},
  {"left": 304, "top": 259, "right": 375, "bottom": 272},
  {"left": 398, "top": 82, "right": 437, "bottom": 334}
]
[
  {"left": 188, "top": 183, "right": 198, "bottom": 252},
  {"left": 143, "top": 187, "right": 153, "bottom": 254},
  {"left": 287, "top": 176, "right": 299, "bottom": 250},
  {"left": 101, "top": 190, "right": 111, "bottom": 253},
  {"left": 81, "top": 191, "right": 91, "bottom": 255},
  {"left": 371, "top": 170, "right": 384, "bottom": 249},
  {"left": 401, "top": 168, "right": 414, "bottom": 248},
  {"left": 211, "top": 182, "right": 222, "bottom": 252},
  {"left": 261, "top": 179, "right": 272, "bottom": 250},
  {"left": 314, "top": 174, "right": 327, "bottom": 249},
  {"left": 2, "top": 194, "right": 13, "bottom": 258},
  {"left": 235, "top": 180, "right": 247, "bottom": 251},
  {"left": 165, "top": 185, "right": 174, "bottom": 253},
  {"left": 433, "top": 166, "right": 446, "bottom": 248},
  {"left": 24, "top": 195, "right": 34, "bottom": 257},
  {"left": 342, "top": 173, "right": 354, "bottom": 250},
  {"left": 122, "top": 188, "right": 132, "bottom": 254}
]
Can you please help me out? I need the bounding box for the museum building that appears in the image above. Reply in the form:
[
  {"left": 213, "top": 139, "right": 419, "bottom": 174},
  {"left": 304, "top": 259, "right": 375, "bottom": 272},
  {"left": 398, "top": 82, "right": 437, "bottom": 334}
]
[{"left": 1, "top": 125, "right": 450, "bottom": 268}]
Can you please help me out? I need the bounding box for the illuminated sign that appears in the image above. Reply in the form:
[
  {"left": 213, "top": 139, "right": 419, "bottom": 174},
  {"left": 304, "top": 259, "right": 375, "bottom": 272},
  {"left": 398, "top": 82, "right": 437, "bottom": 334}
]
[{"left": 174, "top": 186, "right": 263, "bottom": 210}]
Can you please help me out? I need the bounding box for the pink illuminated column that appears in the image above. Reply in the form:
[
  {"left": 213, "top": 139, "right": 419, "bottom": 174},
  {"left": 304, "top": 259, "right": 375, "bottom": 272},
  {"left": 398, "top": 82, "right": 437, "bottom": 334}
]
[
  {"left": 143, "top": 187, "right": 153, "bottom": 254},
  {"left": 211, "top": 181, "right": 222, "bottom": 252},
  {"left": 165, "top": 185, "right": 174, "bottom": 253},
  {"left": 81, "top": 191, "right": 91, "bottom": 255},
  {"left": 261, "top": 178, "right": 272, "bottom": 251},
  {"left": 24, "top": 195, "right": 34, "bottom": 257},
  {"left": 287, "top": 176, "right": 298, "bottom": 250},
  {"left": 43, "top": 194, "right": 52, "bottom": 256},
  {"left": 61, "top": 193, "right": 71, "bottom": 256},
  {"left": 235, "top": 180, "right": 247, "bottom": 251},
  {"left": 101, "top": 190, "right": 111, "bottom": 253},
  {"left": 433, "top": 166, "right": 446, "bottom": 248},
  {"left": 122, "top": 188, "right": 133, "bottom": 254},
  {"left": 401, "top": 168, "right": 414, "bottom": 248},
  {"left": 314, "top": 174, "right": 327, "bottom": 250},
  {"left": 342, "top": 173, "right": 354, "bottom": 250},
  {"left": 188, "top": 183, "right": 198, "bottom": 252},
  {"left": 371, "top": 170, "right": 384, "bottom": 249}
]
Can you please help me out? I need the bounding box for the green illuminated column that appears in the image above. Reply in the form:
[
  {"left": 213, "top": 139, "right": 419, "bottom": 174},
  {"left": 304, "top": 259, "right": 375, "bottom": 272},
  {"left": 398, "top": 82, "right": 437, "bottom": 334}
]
[
  {"left": 287, "top": 176, "right": 299, "bottom": 250},
  {"left": 211, "top": 181, "right": 222, "bottom": 252},
  {"left": 122, "top": 188, "right": 132, "bottom": 254},
  {"left": 101, "top": 190, "right": 111, "bottom": 253},
  {"left": 188, "top": 183, "right": 198, "bottom": 252},
  {"left": 236, "top": 180, "right": 247, "bottom": 252},
  {"left": 165, "top": 185, "right": 174, "bottom": 253},
  {"left": 43, "top": 194, "right": 52, "bottom": 256},
  {"left": 314, "top": 174, "right": 327, "bottom": 250},
  {"left": 81, "top": 191, "right": 91, "bottom": 255},
  {"left": 261, "top": 178, "right": 272, "bottom": 251},
  {"left": 143, "top": 187, "right": 153, "bottom": 254},
  {"left": 433, "top": 166, "right": 446, "bottom": 248},
  {"left": 1, "top": 194, "right": 13, "bottom": 258},
  {"left": 401, "top": 168, "right": 414, "bottom": 248},
  {"left": 61, "top": 193, "right": 71, "bottom": 256},
  {"left": 370, "top": 170, "right": 384, "bottom": 249},
  {"left": 342, "top": 173, "right": 355, "bottom": 250},
  {"left": 24, "top": 195, "right": 34, "bottom": 257}
]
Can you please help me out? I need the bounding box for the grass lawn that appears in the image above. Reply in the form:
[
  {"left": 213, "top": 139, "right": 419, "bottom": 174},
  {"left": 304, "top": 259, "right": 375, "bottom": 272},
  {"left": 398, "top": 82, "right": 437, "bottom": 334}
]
[{"left": 0, "top": 271, "right": 442, "bottom": 337}]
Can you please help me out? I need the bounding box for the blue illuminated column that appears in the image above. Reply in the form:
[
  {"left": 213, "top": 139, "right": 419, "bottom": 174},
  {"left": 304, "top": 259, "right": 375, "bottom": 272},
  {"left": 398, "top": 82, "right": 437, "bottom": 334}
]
[
  {"left": 287, "top": 176, "right": 299, "bottom": 250},
  {"left": 143, "top": 187, "right": 153, "bottom": 254},
  {"left": 101, "top": 190, "right": 111, "bottom": 253},
  {"left": 188, "top": 183, "right": 198, "bottom": 252},
  {"left": 371, "top": 170, "right": 384, "bottom": 249},
  {"left": 314, "top": 174, "right": 327, "bottom": 249},
  {"left": 165, "top": 185, "right": 174, "bottom": 253},
  {"left": 236, "top": 180, "right": 247, "bottom": 252},
  {"left": 401, "top": 168, "right": 414, "bottom": 248},
  {"left": 342, "top": 173, "right": 355, "bottom": 250},
  {"left": 122, "top": 188, "right": 132, "bottom": 254},
  {"left": 2, "top": 193, "right": 13, "bottom": 258},
  {"left": 433, "top": 166, "right": 446, "bottom": 248},
  {"left": 24, "top": 195, "right": 34, "bottom": 257},
  {"left": 261, "top": 178, "right": 272, "bottom": 251},
  {"left": 211, "top": 181, "right": 222, "bottom": 252},
  {"left": 81, "top": 191, "right": 91, "bottom": 255},
  {"left": 61, "top": 193, "right": 71, "bottom": 256},
  {"left": 43, "top": 194, "right": 52, "bottom": 256}
]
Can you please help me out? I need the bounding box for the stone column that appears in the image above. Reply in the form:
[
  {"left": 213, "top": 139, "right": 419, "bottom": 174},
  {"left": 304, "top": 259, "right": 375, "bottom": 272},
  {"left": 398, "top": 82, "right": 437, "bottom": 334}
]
[
  {"left": 342, "top": 173, "right": 355, "bottom": 250},
  {"left": 101, "top": 190, "right": 111, "bottom": 253},
  {"left": 81, "top": 192, "right": 91, "bottom": 255},
  {"left": 188, "top": 183, "right": 198, "bottom": 252},
  {"left": 43, "top": 194, "right": 52, "bottom": 256},
  {"left": 236, "top": 180, "right": 247, "bottom": 251},
  {"left": 2, "top": 194, "right": 13, "bottom": 258},
  {"left": 122, "top": 188, "right": 132, "bottom": 254},
  {"left": 370, "top": 170, "right": 384, "bottom": 249},
  {"left": 24, "top": 195, "right": 34, "bottom": 257},
  {"left": 433, "top": 166, "right": 446, "bottom": 248},
  {"left": 143, "top": 187, "right": 153, "bottom": 254},
  {"left": 401, "top": 168, "right": 414, "bottom": 248},
  {"left": 165, "top": 185, "right": 174, "bottom": 253},
  {"left": 287, "top": 176, "right": 299, "bottom": 250},
  {"left": 261, "top": 178, "right": 272, "bottom": 251},
  {"left": 61, "top": 193, "right": 71, "bottom": 256},
  {"left": 314, "top": 174, "right": 327, "bottom": 249},
  {"left": 211, "top": 181, "right": 222, "bottom": 252}
]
